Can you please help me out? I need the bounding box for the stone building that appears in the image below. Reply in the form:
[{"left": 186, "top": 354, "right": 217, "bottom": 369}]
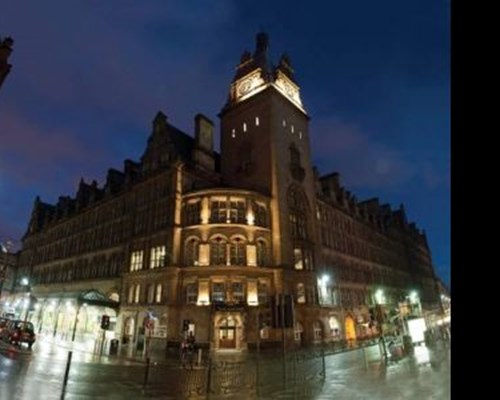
[
  {"left": 16, "top": 33, "right": 440, "bottom": 352},
  {"left": 0, "top": 36, "right": 13, "bottom": 91}
]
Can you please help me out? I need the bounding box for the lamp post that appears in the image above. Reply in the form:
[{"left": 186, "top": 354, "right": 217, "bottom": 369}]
[
  {"left": 374, "top": 289, "right": 388, "bottom": 362},
  {"left": 19, "top": 277, "right": 31, "bottom": 323}
]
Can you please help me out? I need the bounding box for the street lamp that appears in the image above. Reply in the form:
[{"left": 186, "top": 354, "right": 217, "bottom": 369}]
[{"left": 318, "top": 274, "right": 330, "bottom": 305}]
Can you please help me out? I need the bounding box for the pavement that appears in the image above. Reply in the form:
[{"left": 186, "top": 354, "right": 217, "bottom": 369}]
[{"left": 0, "top": 334, "right": 450, "bottom": 399}]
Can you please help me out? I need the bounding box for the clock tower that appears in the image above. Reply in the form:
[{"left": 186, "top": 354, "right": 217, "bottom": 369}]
[{"left": 220, "top": 33, "right": 318, "bottom": 269}]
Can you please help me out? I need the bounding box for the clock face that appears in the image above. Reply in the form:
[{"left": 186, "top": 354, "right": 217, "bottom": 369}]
[
  {"left": 235, "top": 72, "right": 265, "bottom": 100},
  {"left": 274, "top": 73, "right": 303, "bottom": 109},
  {"left": 237, "top": 78, "right": 255, "bottom": 97}
]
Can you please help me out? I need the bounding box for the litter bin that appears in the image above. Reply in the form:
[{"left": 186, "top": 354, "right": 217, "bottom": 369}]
[{"left": 109, "top": 339, "right": 119, "bottom": 355}]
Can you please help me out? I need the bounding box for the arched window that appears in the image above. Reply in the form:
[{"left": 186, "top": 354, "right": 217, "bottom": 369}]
[
  {"left": 155, "top": 283, "right": 163, "bottom": 303},
  {"left": 210, "top": 237, "right": 227, "bottom": 265},
  {"left": 230, "top": 237, "right": 246, "bottom": 265},
  {"left": 134, "top": 284, "right": 141, "bottom": 303},
  {"left": 185, "top": 238, "right": 200, "bottom": 266},
  {"left": 296, "top": 283, "right": 306, "bottom": 304},
  {"left": 329, "top": 317, "right": 340, "bottom": 337},
  {"left": 256, "top": 240, "right": 267, "bottom": 267}
]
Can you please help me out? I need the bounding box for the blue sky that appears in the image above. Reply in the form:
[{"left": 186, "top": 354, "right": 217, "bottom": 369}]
[{"left": 0, "top": 0, "right": 450, "bottom": 286}]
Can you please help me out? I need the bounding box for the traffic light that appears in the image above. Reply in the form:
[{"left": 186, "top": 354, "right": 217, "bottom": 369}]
[
  {"left": 101, "top": 315, "right": 110, "bottom": 330},
  {"left": 182, "top": 319, "right": 190, "bottom": 331}
]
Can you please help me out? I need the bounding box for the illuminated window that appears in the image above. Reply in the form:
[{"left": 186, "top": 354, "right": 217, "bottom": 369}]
[
  {"left": 134, "top": 284, "right": 141, "bottom": 303},
  {"left": 155, "top": 283, "right": 163, "bottom": 303},
  {"left": 186, "top": 283, "right": 198, "bottom": 304},
  {"left": 231, "top": 128, "right": 236, "bottom": 138},
  {"left": 229, "top": 238, "right": 246, "bottom": 265},
  {"left": 185, "top": 238, "right": 200, "bottom": 266},
  {"left": 282, "top": 119, "right": 286, "bottom": 127},
  {"left": 150, "top": 246, "right": 166, "bottom": 268},
  {"left": 255, "top": 116, "right": 260, "bottom": 126},
  {"left": 243, "top": 122, "right": 247, "bottom": 132},
  {"left": 294, "top": 248, "right": 303, "bottom": 270},
  {"left": 299, "top": 131, "right": 303, "bottom": 140},
  {"left": 130, "top": 251, "right": 143, "bottom": 271},
  {"left": 291, "top": 125, "right": 295, "bottom": 133},
  {"left": 296, "top": 283, "right": 306, "bottom": 303},
  {"left": 212, "top": 282, "right": 225, "bottom": 303}
]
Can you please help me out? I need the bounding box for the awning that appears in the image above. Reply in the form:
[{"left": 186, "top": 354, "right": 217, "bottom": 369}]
[{"left": 34, "top": 289, "right": 120, "bottom": 309}]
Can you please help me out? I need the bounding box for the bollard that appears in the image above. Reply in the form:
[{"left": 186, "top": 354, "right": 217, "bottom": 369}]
[
  {"left": 143, "top": 357, "right": 151, "bottom": 389},
  {"left": 61, "top": 350, "right": 73, "bottom": 400}
]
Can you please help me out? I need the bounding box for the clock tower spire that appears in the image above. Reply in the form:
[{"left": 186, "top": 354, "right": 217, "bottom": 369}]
[
  {"left": 222, "top": 33, "right": 306, "bottom": 114},
  {"left": 219, "top": 34, "right": 316, "bottom": 267}
]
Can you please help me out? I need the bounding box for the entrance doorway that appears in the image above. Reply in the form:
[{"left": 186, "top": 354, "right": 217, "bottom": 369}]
[
  {"left": 218, "top": 317, "right": 236, "bottom": 349},
  {"left": 345, "top": 316, "right": 357, "bottom": 341}
]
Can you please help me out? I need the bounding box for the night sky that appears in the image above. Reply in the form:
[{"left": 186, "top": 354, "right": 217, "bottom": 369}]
[{"left": 0, "top": 1, "right": 450, "bottom": 286}]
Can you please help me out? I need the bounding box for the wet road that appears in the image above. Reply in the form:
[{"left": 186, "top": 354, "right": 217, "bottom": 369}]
[{"left": 0, "top": 338, "right": 450, "bottom": 399}]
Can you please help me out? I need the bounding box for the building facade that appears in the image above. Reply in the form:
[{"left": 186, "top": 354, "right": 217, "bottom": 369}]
[
  {"left": 0, "top": 36, "right": 13, "bottom": 91},
  {"left": 16, "top": 33, "right": 441, "bottom": 352}
]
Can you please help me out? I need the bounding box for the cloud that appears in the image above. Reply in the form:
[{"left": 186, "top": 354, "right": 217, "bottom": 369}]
[
  {"left": 311, "top": 116, "right": 416, "bottom": 189},
  {"left": 0, "top": 108, "right": 106, "bottom": 187}
]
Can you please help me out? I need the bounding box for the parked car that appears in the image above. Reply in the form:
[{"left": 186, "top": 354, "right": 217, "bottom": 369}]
[{"left": 1, "top": 320, "right": 36, "bottom": 349}]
